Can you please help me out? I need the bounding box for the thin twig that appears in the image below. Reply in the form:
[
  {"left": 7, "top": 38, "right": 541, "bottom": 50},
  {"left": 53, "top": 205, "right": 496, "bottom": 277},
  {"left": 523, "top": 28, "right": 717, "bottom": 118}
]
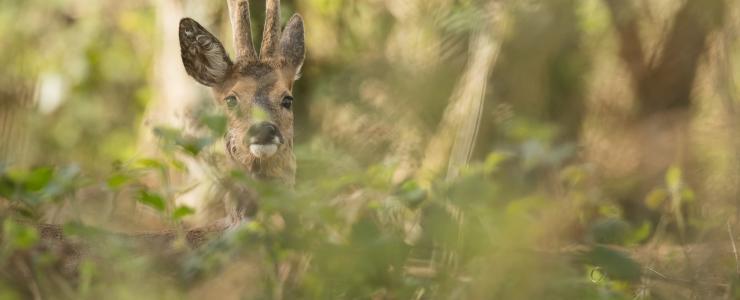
[
  {"left": 645, "top": 267, "right": 728, "bottom": 289},
  {"left": 727, "top": 220, "right": 739, "bottom": 274}
]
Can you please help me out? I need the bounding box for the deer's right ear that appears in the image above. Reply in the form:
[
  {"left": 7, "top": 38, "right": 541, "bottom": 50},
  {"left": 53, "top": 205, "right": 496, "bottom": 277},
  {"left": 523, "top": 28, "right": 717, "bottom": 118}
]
[{"left": 179, "top": 18, "right": 233, "bottom": 86}]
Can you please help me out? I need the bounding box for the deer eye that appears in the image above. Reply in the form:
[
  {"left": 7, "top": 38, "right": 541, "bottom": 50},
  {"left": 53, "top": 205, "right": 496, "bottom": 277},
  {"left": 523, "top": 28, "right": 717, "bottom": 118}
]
[
  {"left": 225, "top": 96, "right": 238, "bottom": 109},
  {"left": 281, "top": 95, "right": 293, "bottom": 110}
]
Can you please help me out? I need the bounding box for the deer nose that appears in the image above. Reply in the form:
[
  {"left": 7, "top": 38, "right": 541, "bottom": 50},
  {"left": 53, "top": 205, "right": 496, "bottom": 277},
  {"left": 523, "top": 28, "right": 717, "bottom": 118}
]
[{"left": 247, "top": 122, "right": 282, "bottom": 145}]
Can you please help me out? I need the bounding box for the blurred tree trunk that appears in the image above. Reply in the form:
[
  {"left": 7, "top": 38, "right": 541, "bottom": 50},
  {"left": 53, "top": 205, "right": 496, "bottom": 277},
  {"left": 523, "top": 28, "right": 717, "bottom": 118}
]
[
  {"left": 602, "top": 0, "right": 727, "bottom": 222},
  {"left": 136, "top": 0, "right": 221, "bottom": 226},
  {"left": 0, "top": 79, "right": 34, "bottom": 168},
  {"left": 138, "top": 0, "right": 200, "bottom": 156},
  {"left": 604, "top": 0, "right": 725, "bottom": 116},
  {"left": 716, "top": 27, "right": 740, "bottom": 219},
  {"left": 419, "top": 30, "right": 499, "bottom": 183},
  {"left": 474, "top": 0, "right": 588, "bottom": 159}
]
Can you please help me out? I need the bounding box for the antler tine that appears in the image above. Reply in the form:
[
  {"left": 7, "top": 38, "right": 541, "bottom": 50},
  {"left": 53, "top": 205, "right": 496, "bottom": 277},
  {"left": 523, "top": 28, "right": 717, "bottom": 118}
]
[
  {"left": 227, "top": 0, "right": 257, "bottom": 61},
  {"left": 260, "top": 0, "right": 281, "bottom": 59}
]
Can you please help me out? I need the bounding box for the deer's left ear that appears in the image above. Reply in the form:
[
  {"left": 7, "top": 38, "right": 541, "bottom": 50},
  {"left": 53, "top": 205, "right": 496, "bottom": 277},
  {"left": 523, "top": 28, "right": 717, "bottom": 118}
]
[
  {"left": 280, "top": 14, "right": 305, "bottom": 77},
  {"left": 179, "top": 18, "right": 233, "bottom": 86}
]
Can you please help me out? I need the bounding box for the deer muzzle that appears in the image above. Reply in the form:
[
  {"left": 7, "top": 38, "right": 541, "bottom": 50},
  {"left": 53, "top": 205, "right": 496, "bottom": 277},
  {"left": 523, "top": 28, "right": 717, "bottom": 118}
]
[{"left": 246, "top": 121, "right": 283, "bottom": 158}]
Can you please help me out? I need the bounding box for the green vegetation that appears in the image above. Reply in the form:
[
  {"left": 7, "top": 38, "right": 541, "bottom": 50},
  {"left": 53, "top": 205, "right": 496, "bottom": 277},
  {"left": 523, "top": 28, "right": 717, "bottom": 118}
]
[{"left": 1, "top": 0, "right": 740, "bottom": 299}]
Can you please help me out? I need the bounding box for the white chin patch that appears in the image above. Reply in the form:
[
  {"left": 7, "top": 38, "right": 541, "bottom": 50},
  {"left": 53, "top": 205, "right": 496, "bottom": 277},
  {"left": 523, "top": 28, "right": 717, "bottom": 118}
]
[{"left": 249, "top": 144, "right": 278, "bottom": 158}]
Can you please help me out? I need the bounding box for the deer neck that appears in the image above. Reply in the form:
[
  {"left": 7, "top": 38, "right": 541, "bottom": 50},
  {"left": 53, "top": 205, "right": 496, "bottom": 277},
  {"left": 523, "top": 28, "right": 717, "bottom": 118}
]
[{"left": 242, "top": 145, "right": 296, "bottom": 186}]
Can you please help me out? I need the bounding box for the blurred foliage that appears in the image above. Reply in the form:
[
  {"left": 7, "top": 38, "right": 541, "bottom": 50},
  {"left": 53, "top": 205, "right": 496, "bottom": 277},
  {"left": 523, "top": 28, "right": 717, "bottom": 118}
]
[
  {"left": 1, "top": 0, "right": 740, "bottom": 299},
  {"left": 0, "top": 0, "right": 154, "bottom": 171}
]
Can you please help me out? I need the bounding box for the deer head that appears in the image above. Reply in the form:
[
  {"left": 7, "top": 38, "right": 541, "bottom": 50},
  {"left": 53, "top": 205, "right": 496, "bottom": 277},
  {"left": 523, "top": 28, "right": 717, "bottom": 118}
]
[{"left": 179, "top": 0, "right": 304, "bottom": 185}]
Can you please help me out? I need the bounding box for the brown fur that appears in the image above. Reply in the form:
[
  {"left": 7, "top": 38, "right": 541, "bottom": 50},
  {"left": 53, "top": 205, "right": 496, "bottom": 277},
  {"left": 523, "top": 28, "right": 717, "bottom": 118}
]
[
  {"left": 179, "top": 0, "right": 305, "bottom": 185},
  {"left": 217, "top": 60, "right": 298, "bottom": 185}
]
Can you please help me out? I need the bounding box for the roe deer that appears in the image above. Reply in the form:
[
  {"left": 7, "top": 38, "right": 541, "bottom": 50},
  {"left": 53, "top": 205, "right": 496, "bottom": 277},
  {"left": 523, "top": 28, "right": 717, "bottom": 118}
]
[
  {"left": 178, "top": 0, "right": 305, "bottom": 222},
  {"left": 179, "top": 0, "right": 304, "bottom": 187},
  {"left": 1, "top": 2, "right": 307, "bottom": 290}
]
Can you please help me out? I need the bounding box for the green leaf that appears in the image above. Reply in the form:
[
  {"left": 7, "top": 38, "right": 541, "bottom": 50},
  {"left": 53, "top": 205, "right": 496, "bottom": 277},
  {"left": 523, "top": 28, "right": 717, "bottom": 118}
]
[
  {"left": 229, "top": 170, "right": 249, "bottom": 181},
  {"left": 25, "top": 167, "right": 54, "bottom": 191},
  {"left": 153, "top": 126, "right": 182, "bottom": 144},
  {"left": 2, "top": 219, "right": 39, "bottom": 250},
  {"left": 78, "top": 260, "right": 95, "bottom": 297},
  {"left": 137, "top": 190, "right": 166, "bottom": 212},
  {"left": 597, "top": 203, "right": 622, "bottom": 218},
  {"left": 106, "top": 173, "right": 131, "bottom": 189},
  {"left": 665, "top": 165, "right": 682, "bottom": 191},
  {"left": 172, "top": 205, "right": 195, "bottom": 220},
  {"left": 200, "top": 113, "right": 227, "bottom": 136},
  {"left": 179, "top": 136, "right": 213, "bottom": 156},
  {"left": 136, "top": 158, "right": 165, "bottom": 170},
  {"left": 628, "top": 222, "right": 652, "bottom": 244},
  {"left": 680, "top": 187, "right": 695, "bottom": 203},
  {"left": 397, "top": 180, "right": 426, "bottom": 208},
  {"left": 483, "top": 151, "right": 511, "bottom": 174},
  {"left": 589, "top": 218, "right": 631, "bottom": 245},
  {"left": 644, "top": 188, "right": 667, "bottom": 210},
  {"left": 560, "top": 165, "right": 586, "bottom": 186},
  {"left": 170, "top": 159, "right": 187, "bottom": 171},
  {"left": 584, "top": 245, "right": 641, "bottom": 282},
  {"left": 251, "top": 106, "right": 269, "bottom": 123}
]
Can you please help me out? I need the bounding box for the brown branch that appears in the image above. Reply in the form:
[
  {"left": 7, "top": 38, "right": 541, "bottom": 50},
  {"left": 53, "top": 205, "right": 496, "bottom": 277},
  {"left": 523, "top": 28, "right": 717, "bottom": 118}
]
[
  {"left": 638, "top": 0, "right": 725, "bottom": 115},
  {"left": 604, "top": 0, "right": 726, "bottom": 116},
  {"left": 603, "top": 0, "right": 647, "bottom": 82},
  {"left": 34, "top": 221, "right": 230, "bottom": 250}
]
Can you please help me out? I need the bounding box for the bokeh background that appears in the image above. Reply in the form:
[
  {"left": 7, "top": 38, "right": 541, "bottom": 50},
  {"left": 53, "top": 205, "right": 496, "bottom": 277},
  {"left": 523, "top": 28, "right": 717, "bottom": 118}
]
[{"left": 1, "top": 0, "right": 740, "bottom": 299}]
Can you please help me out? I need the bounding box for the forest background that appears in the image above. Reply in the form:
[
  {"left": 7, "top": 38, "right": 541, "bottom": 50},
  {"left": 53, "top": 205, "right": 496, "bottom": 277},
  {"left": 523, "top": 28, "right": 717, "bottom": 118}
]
[{"left": 1, "top": 0, "right": 740, "bottom": 299}]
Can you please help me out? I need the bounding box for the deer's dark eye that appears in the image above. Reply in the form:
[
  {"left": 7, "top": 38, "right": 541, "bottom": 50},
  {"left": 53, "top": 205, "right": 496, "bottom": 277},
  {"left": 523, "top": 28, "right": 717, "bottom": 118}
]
[
  {"left": 281, "top": 95, "right": 293, "bottom": 110},
  {"left": 225, "top": 96, "right": 238, "bottom": 109}
]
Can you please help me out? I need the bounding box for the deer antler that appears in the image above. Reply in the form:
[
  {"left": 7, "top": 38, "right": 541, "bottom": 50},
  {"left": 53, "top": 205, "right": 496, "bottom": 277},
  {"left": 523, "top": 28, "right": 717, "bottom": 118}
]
[
  {"left": 227, "top": 0, "right": 258, "bottom": 61},
  {"left": 228, "top": 0, "right": 285, "bottom": 61},
  {"left": 260, "top": 0, "right": 282, "bottom": 59}
]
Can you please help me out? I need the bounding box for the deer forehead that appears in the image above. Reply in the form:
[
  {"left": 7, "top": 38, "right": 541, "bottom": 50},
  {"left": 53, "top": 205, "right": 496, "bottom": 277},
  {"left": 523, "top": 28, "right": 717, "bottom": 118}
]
[{"left": 219, "top": 63, "right": 293, "bottom": 99}]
